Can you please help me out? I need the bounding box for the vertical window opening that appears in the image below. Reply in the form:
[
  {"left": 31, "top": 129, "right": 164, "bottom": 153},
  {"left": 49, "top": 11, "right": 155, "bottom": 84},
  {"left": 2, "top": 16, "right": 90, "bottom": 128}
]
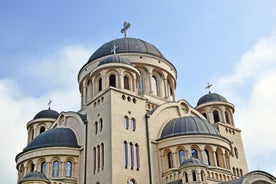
[
  {"left": 203, "top": 150, "right": 210, "bottom": 165},
  {"left": 93, "top": 147, "right": 96, "bottom": 173},
  {"left": 167, "top": 152, "right": 173, "bottom": 168},
  {"left": 225, "top": 111, "right": 230, "bottom": 123},
  {"left": 40, "top": 127, "right": 45, "bottom": 134},
  {"left": 130, "top": 118, "right": 136, "bottom": 131},
  {"left": 124, "top": 141, "right": 128, "bottom": 168},
  {"left": 134, "top": 144, "right": 140, "bottom": 170},
  {"left": 109, "top": 74, "right": 116, "bottom": 87},
  {"left": 191, "top": 149, "right": 198, "bottom": 159},
  {"left": 151, "top": 75, "right": 157, "bottom": 95},
  {"left": 138, "top": 78, "right": 143, "bottom": 93},
  {"left": 97, "top": 145, "right": 100, "bottom": 171},
  {"left": 213, "top": 110, "right": 220, "bottom": 123},
  {"left": 124, "top": 76, "right": 130, "bottom": 90},
  {"left": 124, "top": 116, "right": 129, "bottom": 129},
  {"left": 101, "top": 143, "right": 104, "bottom": 170},
  {"left": 98, "top": 78, "right": 102, "bottom": 92},
  {"left": 65, "top": 161, "right": 72, "bottom": 177},
  {"left": 179, "top": 150, "right": 185, "bottom": 165},
  {"left": 185, "top": 172, "right": 189, "bottom": 182},
  {"left": 99, "top": 118, "right": 103, "bottom": 132},
  {"left": 41, "top": 162, "right": 46, "bottom": 175},
  {"left": 192, "top": 170, "right": 197, "bottom": 181},
  {"left": 95, "top": 121, "right": 98, "bottom": 134},
  {"left": 130, "top": 142, "right": 134, "bottom": 169},
  {"left": 52, "top": 161, "right": 59, "bottom": 177}
]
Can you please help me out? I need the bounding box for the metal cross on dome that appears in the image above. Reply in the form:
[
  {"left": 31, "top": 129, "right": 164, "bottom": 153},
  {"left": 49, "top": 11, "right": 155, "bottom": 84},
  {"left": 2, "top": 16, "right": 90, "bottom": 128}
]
[
  {"left": 48, "top": 99, "right": 52, "bottom": 110},
  {"left": 205, "top": 83, "right": 213, "bottom": 93},
  {"left": 120, "top": 21, "right": 131, "bottom": 38}
]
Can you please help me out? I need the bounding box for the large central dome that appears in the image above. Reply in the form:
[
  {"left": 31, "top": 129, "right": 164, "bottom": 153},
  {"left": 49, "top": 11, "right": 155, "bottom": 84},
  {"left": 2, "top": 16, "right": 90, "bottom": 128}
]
[{"left": 87, "top": 38, "right": 166, "bottom": 63}]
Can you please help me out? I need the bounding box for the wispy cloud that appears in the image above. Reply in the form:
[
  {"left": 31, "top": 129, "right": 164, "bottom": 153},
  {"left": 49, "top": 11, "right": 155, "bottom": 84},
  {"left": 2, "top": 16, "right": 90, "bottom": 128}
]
[
  {"left": 215, "top": 34, "right": 276, "bottom": 174},
  {"left": 0, "top": 44, "right": 92, "bottom": 183}
]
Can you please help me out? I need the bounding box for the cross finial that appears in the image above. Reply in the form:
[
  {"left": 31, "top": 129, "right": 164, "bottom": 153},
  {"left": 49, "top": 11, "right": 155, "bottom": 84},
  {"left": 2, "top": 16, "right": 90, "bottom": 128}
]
[
  {"left": 205, "top": 83, "right": 212, "bottom": 93},
  {"left": 48, "top": 99, "right": 52, "bottom": 110},
  {"left": 111, "top": 44, "right": 119, "bottom": 55},
  {"left": 120, "top": 21, "right": 131, "bottom": 38}
]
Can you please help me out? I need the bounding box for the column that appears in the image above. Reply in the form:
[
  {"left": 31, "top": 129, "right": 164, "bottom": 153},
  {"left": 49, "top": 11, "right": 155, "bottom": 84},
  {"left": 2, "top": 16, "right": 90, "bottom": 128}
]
[{"left": 212, "top": 151, "right": 218, "bottom": 166}]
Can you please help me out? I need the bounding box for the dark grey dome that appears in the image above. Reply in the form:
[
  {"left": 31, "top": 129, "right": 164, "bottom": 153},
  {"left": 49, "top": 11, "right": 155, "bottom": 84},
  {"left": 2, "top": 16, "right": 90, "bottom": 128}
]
[
  {"left": 24, "top": 128, "right": 79, "bottom": 151},
  {"left": 179, "top": 158, "right": 206, "bottom": 168},
  {"left": 20, "top": 171, "right": 49, "bottom": 183},
  {"left": 160, "top": 116, "right": 220, "bottom": 139},
  {"left": 97, "top": 55, "right": 131, "bottom": 66},
  {"left": 88, "top": 38, "right": 165, "bottom": 63},
  {"left": 33, "top": 109, "right": 59, "bottom": 120},
  {"left": 197, "top": 92, "right": 228, "bottom": 106}
]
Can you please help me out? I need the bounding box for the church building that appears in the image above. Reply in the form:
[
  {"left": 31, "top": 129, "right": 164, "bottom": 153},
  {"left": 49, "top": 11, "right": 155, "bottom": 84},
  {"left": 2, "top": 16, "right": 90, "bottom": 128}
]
[{"left": 15, "top": 23, "right": 276, "bottom": 184}]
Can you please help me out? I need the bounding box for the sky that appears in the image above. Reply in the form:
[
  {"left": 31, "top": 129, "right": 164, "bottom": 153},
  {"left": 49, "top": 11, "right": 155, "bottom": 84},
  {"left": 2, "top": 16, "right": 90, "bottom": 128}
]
[{"left": 1, "top": 1, "right": 276, "bottom": 183}]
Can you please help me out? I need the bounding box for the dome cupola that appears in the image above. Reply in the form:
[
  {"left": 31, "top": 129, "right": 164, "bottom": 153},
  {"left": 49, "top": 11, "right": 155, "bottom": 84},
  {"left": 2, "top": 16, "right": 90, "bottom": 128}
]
[
  {"left": 160, "top": 116, "right": 220, "bottom": 139},
  {"left": 197, "top": 92, "right": 228, "bottom": 106},
  {"left": 23, "top": 128, "right": 79, "bottom": 152},
  {"left": 33, "top": 109, "right": 59, "bottom": 120},
  {"left": 88, "top": 37, "right": 166, "bottom": 63}
]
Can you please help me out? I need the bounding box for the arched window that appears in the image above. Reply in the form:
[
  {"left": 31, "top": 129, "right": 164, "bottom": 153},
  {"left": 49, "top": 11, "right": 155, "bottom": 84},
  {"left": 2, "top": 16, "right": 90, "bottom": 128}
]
[
  {"left": 109, "top": 74, "right": 116, "bottom": 87},
  {"left": 93, "top": 147, "right": 96, "bottom": 173},
  {"left": 130, "top": 118, "right": 136, "bottom": 131},
  {"left": 225, "top": 111, "right": 230, "bottom": 123},
  {"left": 203, "top": 150, "right": 210, "bottom": 165},
  {"left": 185, "top": 172, "right": 189, "bottom": 182},
  {"left": 124, "top": 116, "right": 129, "bottom": 129},
  {"left": 138, "top": 79, "right": 143, "bottom": 93},
  {"left": 213, "top": 110, "right": 220, "bottom": 123},
  {"left": 234, "top": 147, "right": 239, "bottom": 158},
  {"left": 124, "top": 76, "right": 130, "bottom": 90},
  {"left": 40, "top": 127, "right": 45, "bottom": 134},
  {"left": 236, "top": 168, "right": 240, "bottom": 177},
  {"left": 179, "top": 150, "right": 185, "bottom": 165},
  {"left": 191, "top": 149, "right": 198, "bottom": 158},
  {"left": 98, "top": 78, "right": 102, "bottom": 92},
  {"left": 99, "top": 118, "right": 103, "bottom": 132},
  {"left": 31, "top": 128, "right": 34, "bottom": 140},
  {"left": 65, "top": 161, "right": 72, "bottom": 177},
  {"left": 240, "top": 169, "right": 243, "bottom": 176},
  {"left": 167, "top": 152, "right": 173, "bottom": 168},
  {"left": 97, "top": 145, "right": 100, "bottom": 171},
  {"left": 123, "top": 141, "right": 128, "bottom": 168},
  {"left": 192, "top": 170, "right": 197, "bottom": 181},
  {"left": 151, "top": 76, "right": 157, "bottom": 95},
  {"left": 201, "top": 170, "right": 205, "bottom": 181},
  {"left": 233, "top": 167, "right": 236, "bottom": 175},
  {"left": 129, "top": 142, "right": 134, "bottom": 169},
  {"left": 52, "top": 161, "right": 59, "bottom": 177},
  {"left": 134, "top": 144, "right": 140, "bottom": 170},
  {"left": 101, "top": 143, "right": 104, "bottom": 170},
  {"left": 41, "top": 162, "right": 46, "bottom": 175},
  {"left": 95, "top": 121, "right": 98, "bottom": 134}
]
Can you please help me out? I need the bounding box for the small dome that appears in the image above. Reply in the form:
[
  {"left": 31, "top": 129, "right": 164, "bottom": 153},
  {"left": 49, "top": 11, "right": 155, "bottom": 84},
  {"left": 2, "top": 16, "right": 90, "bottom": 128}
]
[
  {"left": 24, "top": 128, "right": 79, "bottom": 151},
  {"left": 179, "top": 158, "right": 206, "bottom": 168},
  {"left": 160, "top": 116, "right": 220, "bottom": 139},
  {"left": 88, "top": 38, "right": 165, "bottom": 63},
  {"left": 197, "top": 92, "right": 228, "bottom": 106},
  {"left": 33, "top": 109, "right": 59, "bottom": 120},
  {"left": 20, "top": 171, "right": 49, "bottom": 183},
  {"left": 97, "top": 55, "right": 131, "bottom": 66}
]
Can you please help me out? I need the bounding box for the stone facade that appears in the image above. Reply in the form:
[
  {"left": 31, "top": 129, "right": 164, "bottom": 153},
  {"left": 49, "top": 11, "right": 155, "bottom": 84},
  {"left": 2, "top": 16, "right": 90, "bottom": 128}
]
[{"left": 15, "top": 37, "right": 276, "bottom": 184}]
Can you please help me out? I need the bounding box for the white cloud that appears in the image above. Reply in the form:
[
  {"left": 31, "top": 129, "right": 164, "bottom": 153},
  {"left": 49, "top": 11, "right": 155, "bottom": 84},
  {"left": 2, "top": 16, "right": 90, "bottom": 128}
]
[
  {"left": 215, "top": 34, "right": 276, "bottom": 175},
  {"left": 0, "top": 44, "right": 92, "bottom": 183}
]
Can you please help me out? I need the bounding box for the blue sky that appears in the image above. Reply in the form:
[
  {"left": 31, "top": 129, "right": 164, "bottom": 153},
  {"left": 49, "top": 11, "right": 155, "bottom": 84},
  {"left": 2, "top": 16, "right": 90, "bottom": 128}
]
[{"left": 1, "top": 1, "right": 276, "bottom": 183}]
